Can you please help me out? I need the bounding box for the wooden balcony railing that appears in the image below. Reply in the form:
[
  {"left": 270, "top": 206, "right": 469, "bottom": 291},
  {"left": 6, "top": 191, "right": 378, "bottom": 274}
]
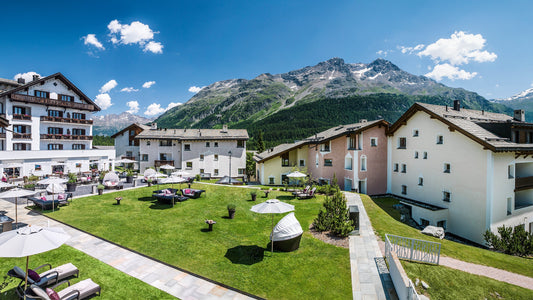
[
  {"left": 40, "top": 134, "right": 93, "bottom": 140},
  {"left": 11, "top": 93, "right": 97, "bottom": 111},
  {"left": 13, "top": 114, "right": 32, "bottom": 120},
  {"left": 515, "top": 176, "right": 533, "bottom": 191},
  {"left": 40, "top": 116, "right": 93, "bottom": 125},
  {"left": 13, "top": 133, "right": 31, "bottom": 139},
  {"left": 155, "top": 160, "right": 174, "bottom": 168}
]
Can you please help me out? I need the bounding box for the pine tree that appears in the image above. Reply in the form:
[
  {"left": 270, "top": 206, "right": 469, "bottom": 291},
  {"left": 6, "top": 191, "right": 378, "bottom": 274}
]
[{"left": 255, "top": 130, "right": 265, "bottom": 153}]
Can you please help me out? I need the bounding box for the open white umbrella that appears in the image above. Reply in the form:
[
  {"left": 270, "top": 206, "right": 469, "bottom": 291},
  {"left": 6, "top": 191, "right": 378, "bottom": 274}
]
[
  {"left": 159, "top": 164, "right": 175, "bottom": 175},
  {"left": 286, "top": 171, "right": 306, "bottom": 178},
  {"left": 0, "top": 188, "right": 37, "bottom": 230},
  {"left": 171, "top": 170, "right": 191, "bottom": 178},
  {"left": 160, "top": 176, "right": 188, "bottom": 206},
  {"left": 0, "top": 225, "right": 70, "bottom": 299},
  {"left": 0, "top": 181, "right": 14, "bottom": 189},
  {"left": 250, "top": 199, "right": 295, "bottom": 254},
  {"left": 46, "top": 183, "right": 65, "bottom": 194},
  {"left": 37, "top": 178, "right": 67, "bottom": 213}
]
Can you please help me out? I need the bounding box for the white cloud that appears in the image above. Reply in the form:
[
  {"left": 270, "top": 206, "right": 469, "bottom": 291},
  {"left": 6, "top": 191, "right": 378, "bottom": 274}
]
[
  {"left": 376, "top": 50, "right": 390, "bottom": 57},
  {"left": 144, "top": 102, "right": 182, "bottom": 116},
  {"left": 13, "top": 71, "right": 41, "bottom": 83},
  {"left": 99, "top": 79, "right": 118, "bottom": 93},
  {"left": 418, "top": 31, "right": 497, "bottom": 65},
  {"left": 82, "top": 34, "right": 105, "bottom": 50},
  {"left": 142, "top": 81, "right": 156, "bottom": 88},
  {"left": 120, "top": 87, "right": 139, "bottom": 92},
  {"left": 144, "top": 41, "right": 163, "bottom": 54},
  {"left": 126, "top": 101, "right": 140, "bottom": 114},
  {"left": 425, "top": 63, "right": 477, "bottom": 81},
  {"left": 188, "top": 86, "right": 205, "bottom": 93},
  {"left": 95, "top": 93, "right": 112, "bottom": 110},
  {"left": 399, "top": 44, "right": 424, "bottom": 54}
]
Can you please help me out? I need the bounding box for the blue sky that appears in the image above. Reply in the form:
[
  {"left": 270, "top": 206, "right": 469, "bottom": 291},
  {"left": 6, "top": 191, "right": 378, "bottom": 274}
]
[{"left": 1, "top": 1, "right": 532, "bottom": 116}]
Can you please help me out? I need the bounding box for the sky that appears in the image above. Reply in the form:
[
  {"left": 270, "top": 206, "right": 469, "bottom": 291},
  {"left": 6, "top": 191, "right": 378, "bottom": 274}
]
[{"left": 1, "top": 1, "right": 532, "bottom": 117}]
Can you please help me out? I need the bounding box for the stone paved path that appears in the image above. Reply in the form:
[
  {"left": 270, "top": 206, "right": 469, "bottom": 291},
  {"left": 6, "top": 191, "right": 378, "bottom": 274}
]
[
  {"left": 376, "top": 241, "right": 533, "bottom": 291},
  {"left": 344, "top": 192, "right": 397, "bottom": 300},
  {"left": 0, "top": 195, "right": 257, "bottom": 300}
]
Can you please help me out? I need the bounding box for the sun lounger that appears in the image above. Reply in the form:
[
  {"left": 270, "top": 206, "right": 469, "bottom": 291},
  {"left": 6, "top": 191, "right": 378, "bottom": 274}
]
[
  {"left": 152, "top": 188, "right": 179, "bottom": 195},
  {"left": 181, "top": 188, "right": 205, "bottom": 199},
  {"left": 27, "top": 193, "right": 72, "bottom": 210},
  {"left": 292, "top": 186, "right": 310, "bottom": 196},
  {"left": 28, "top": 278, "right": 100, "bottom": 300},
  {"left": 7, "top": 263, "right": 79, "bottom": 298},
  {"left": 153, "top": 191, "right": 188, "bottom": 204},
  {"left": 297, "top": 187, "right": 316, "bottom": 199}
]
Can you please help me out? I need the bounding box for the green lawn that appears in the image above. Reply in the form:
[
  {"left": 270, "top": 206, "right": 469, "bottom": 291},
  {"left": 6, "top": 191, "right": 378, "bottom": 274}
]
[
  {"left": 43, "top": 183, "right": 351, "bottom": 300},
  {"left": 0, "top": 245, "right": 173, "bottom": 299},
  {"left": 363, "top": 196, "right": 533, "bottom": 277}
]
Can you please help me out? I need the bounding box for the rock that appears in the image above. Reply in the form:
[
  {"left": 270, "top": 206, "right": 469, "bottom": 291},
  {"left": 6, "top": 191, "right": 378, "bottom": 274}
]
[
  {"left": 421, "top": 225, "right": 445, "bottom": 239},
  {"left": 421, "top": 280, "right": 430, "bottom": 289},
  {"left": 415, "top": 278, "right": 420, "bottom": 286}
]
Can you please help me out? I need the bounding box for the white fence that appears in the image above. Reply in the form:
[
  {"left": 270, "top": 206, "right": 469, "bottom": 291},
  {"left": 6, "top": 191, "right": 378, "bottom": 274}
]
[{"left": 385, "top": 234, "right": 441, "bottom": 265}]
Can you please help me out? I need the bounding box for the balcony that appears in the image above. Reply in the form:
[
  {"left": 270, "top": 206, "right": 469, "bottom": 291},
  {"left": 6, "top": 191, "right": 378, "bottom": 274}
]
[
  {"left": 155, "top": 160, "right": 174, "bottom": 168},
  {"left": 40, "top": 134, "right": 93, "bottom": 140},
  {"left": 40, "top": 116, "right": 93, "bottom": 125},
  {"left": 515, "top": 176, "right": 533, "bottom": 192},
  {"left": 11, "top": 93, "right": 97, "bottom": 111},
  {"left": 0, "top": 133, "right": 5, "bottom": 139},
  {"left": 13, "top": 133, "right": 31, "bottom": 139},
  {"left": 13, "top": 114, "right": 32, "bottom": 121}
]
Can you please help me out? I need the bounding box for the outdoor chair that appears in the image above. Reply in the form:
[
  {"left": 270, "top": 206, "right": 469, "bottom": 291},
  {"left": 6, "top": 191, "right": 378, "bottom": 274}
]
[
  {"left": 292, "top": 186, "right": 310, "bottom": 197},
  {"left": 153, "top": 193, "right": 188, "bottom": 204},
  {"left": 297, "top": 187, "right": 316, "bottom": 199},
  {"left": 152, "top": 188, "right": 179, "bottom": 195},
  {"left": 27, "top": 193, "right": 72, "bottom": 210},
  {"left": 7, "top": 263, "right": 79, "bottom": 298},
  {"left": 181, "top": 188, "right": 205, "bottom": 199},
  {"left": 103, "top": 180, "right": 123, "bottom": 190},
  {"left": 27, "top": 278, "right": 100, "bottom": 300}
]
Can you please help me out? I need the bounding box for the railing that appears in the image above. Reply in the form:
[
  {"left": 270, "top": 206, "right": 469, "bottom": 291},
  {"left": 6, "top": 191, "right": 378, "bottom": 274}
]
[
  {"left": 385, "top": 234, "right": 441, "bottom": 265},
  {"left": 40, "top": 134, "right": 93, "bottom": 140},
  {"left": 515, "top": 176, "right": 533, "bottom": 191},
  {"left": 10, "top": 93, "right": 97, "bottom": 111},
  {"left": 12, "top": 133, "right": 31, "bottom": 139},
  {"left": 13, "top": 114, "right": 32, "bottom": 120},
  {"left": 155, "top": 160, "right": 174, "bottom": 167},
  {"left": 40, "top": 116, "right": 93, "bottom": 124},
  {"left": 385, "top": 235, "right": 424, "bottom": 300}
]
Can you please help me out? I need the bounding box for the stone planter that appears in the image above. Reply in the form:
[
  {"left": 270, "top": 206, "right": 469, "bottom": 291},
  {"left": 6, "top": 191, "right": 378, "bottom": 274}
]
[
  {"left": 98, "top": 189, "right": 104, "bottom": 195},
  {"left": 228, "top": 209, "right": 236, "bottom": 219},
  {"left": 66, "top": 183, "right": 77, "bottom": 192},
  {"left": 126, "top": 176, "right": 133, "bottom": 183},
  {"left": 251, "top": 194, "right": 257, "bottom": 201}
]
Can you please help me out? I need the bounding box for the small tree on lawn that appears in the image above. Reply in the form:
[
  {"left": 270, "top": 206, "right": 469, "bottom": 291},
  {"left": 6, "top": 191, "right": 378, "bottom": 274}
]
[
  {"left": 246, "top": 152, "right": 256, "bottom": 181},
  {"left": 312, "top": 181, "right": 354, "bottom": 237},
  {"left": 484, "top": 224, "right": 533, "bottom": 257}
]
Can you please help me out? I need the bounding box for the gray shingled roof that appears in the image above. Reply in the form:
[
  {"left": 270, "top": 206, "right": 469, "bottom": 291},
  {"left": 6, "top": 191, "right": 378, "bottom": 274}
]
[{"left": 136, "top": 128, "right": 249, "bottom": 140}]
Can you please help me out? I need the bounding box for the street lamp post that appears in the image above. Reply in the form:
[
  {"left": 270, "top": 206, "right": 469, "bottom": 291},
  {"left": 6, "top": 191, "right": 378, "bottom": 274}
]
[{"left": 228, "top": 150, "right": 232, "bottom": 180}]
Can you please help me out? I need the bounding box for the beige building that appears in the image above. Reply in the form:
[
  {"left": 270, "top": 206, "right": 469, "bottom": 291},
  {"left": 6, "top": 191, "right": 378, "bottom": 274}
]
[{"left": 388, "top": 101, "right": 533, "bottom": 244}]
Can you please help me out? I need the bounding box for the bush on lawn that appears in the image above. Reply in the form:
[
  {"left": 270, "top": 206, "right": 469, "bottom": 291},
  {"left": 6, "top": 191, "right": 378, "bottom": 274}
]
[
  {"left": 484, "top": 224, "right": 533, "bottom": 257},
  {"left": 312, "top": 184, "right": 354, "bottom": 237}
]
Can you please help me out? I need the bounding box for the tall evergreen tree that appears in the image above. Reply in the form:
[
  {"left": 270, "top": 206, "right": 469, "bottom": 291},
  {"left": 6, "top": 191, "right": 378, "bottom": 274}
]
[{"left": 255, "top": 130, "right": 265, "bottom": 153}]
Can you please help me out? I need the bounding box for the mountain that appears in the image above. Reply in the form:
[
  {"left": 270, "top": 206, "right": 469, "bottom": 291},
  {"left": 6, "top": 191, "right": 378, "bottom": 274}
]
[
  {"left": 493, "top": 88, "right": 533, "bottom": 122},
  {"left": 92, "top": 112, "right": 154, "bottom": 136},
  {"left": 155, "top": 58, "right": 510, "bottom": 147}
]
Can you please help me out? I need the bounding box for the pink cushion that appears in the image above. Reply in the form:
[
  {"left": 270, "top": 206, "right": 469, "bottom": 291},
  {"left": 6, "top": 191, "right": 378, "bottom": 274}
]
[
  {"left": 184, "top": 189, "right": 191, "bottom": 194},
  {"left": 46, "top": 288, "right": 60, "bottom": 300},
  {"left": 164, "top": 189, "right": 171, "bottom": 195},
  {"left": 58, "top": 194, "right": 65, "bottom": 200},
  {"left": 41, "top": 196, "right": 47, "bottom": 201},
  {"left": 28, "top": 269, "right": 40, "bottom": 282}
]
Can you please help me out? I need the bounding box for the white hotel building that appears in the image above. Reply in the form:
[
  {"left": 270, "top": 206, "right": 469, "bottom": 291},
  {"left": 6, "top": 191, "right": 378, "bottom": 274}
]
[
  {"left": 388, "top": 101, "right": 533, "bottom": 244},
  {"left": 0, "top": 73, "right": 115, "bottom": 177}
]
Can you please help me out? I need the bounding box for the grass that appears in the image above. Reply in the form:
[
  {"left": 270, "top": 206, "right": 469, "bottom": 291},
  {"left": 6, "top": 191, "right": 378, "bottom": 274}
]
[
  {"left": 362, "top": 196, "right": 533, "bottom": 277},
  {"left": 42, "top": 183, "right": 351, "bottom": 299},
  {"left": 0, "top": 245, "right": 173, "bottom": 299},
  {"left": 402, "top": 261, "right": 533, "bottom": 299}
]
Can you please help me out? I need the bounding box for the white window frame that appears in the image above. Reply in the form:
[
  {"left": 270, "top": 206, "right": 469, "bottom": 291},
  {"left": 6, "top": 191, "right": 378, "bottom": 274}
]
[
  {"left": 370, "top": 137, "right": 378, "bottom": 147},
  {"left": 360, "top": 155, "right": 367, "bottom": 171}
]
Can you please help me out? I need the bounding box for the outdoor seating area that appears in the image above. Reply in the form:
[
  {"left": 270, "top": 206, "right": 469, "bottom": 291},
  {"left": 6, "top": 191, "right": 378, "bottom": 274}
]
[
  {"left": 27, "top": 193, "right": 73, "bottom": 211},
  {"left": 181, "top": 188, "right": 205, "bottom": 199},
  {"left": 7, "top": 263, "right": 80, "bottom": 298},
  {"left": 102, "top": 172, "right": 124, "bottom": 190},
  {"left": 296, "top": 187, "right": 316, "bottom": 199}
]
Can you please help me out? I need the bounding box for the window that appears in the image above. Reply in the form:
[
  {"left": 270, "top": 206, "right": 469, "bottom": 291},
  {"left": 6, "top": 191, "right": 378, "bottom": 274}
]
[
  {"left": 397, "top": 137, "right": 406, "bottom": 149},
  {"left": 214, "top": 169, "right": 219, "bottom": 176},
  {"left": 348, "top": 134, "right": 356, "bottom": 149},
  {"left": 393, "top": 163, "right": 399, "bottom": 172},
  {"left": 269, "top": 177, "right": 275, "bottom": 184},
  {"left": 237, "top": 140, "right": 245, "bottom": 148},
  {"left": 437, "top": 220, "right": 447, "bottom": 230},
  {"left": 206, "top": 142, "right": 210, "bottom": 147},
  {"left": 299, "top": 159, "right": 305, "bottom": 167},
  {"left": 413, "top": 129, "right": 419, "bottom": 137},
  {"left": 401, "top": 164, "right": 406, "bottom": 173},
  {"left": 159, "top": 140, "right": 172, "bottom": 146},
  {"left": 13, "top": 106, "right": 28, "bottom": 115},
  {"left": 281, "top": 153, "right": 289, "bottom": 167},
  {"left": 508, "top": 165, "right": 515, "bottom": 179},
  {"left": 184, "top": 144, "right": 191, "bottom": 151},
  {"left": 60, "top": 94, "right": 74, "bottom": 102},
  {"left": 141, "top": 154, "right": 148, "bottom": 161},
  {"left": 147, "top": 141, "right": 150, "bottom": 146},
  {"left": 214, "top": 142, "right": 218, "bottom": 147},
  {"left": 72, "top": 113, "right": 85, "bottom": 120},
  {"left": 72, "top": 144, "right": 85, "bottom": 150},
  {"left": 48, "top": 110, "right": 62, "bottom": 117},
  {"left": 72, "top": 129, "right": 86, "bottom": 136},
  {"left": 345, "top": 157, "right": 353, "bottom": 170},
  {"left": 200, "top": 155, "right": 204, "bottom": 161},
  {"left": 129, "top": 130, "right": 135, "bottom": 136},
  {"left": 507, "top": 198, "right": 512, "bottom": 215},
  {"left": 320, "top": 142, "right": 331, "bottom": 152},
  {"left": 360, "top": 156, "right": 367, "bottom": 171},
  {"left": 414, "top": 151, "right": 419, "bottom": 159},
  {"left": 437, "top": 135, "right": 444, "bottom": 144},
  {"left": 48, "top": 144, "right": 63, "bottom": 150},
  {"left": 370, "top": 138, "right": 378, "bottom": 147},
  {"left": 129, "top": 140, "right": 135, "bottom": 146},
  {"left": 324, "top": 159, "right": 333, "bottom": 166},
  {"left": 13, "top": 143, "right": 31, "bottom": 151},
  {"left": 444, "top": 163, "right": 451, "bottom": 173},
  {"left": 200, "top": 169, "right": 205, "bottom": 174},
  {"left": 401, "top": 185, "right": 407, "bottom": 195},
  {"left": 423, "top": 152, "right": 428, "bottom": 159},
  {"left": 34, "top": 90, "right": 49, "bottom": 98},
  {"left": 214, "top": 154, "right": 219, "bottom": 161},
  {"left": 14, "top": 125, "right": 29, "bottom": 133},
  {"left": 46, "top": 127, "right": 61, "bottom": 134},
  {"left": 443, "top": 191, "right": 451, "bottom": 202},
  {"left": 420, "top": 219, "right": 430, "bottom": 227},
  {"left": 238, "top": 168, "right": 245, "bottom": 175},
  {"left": 418, "top": 177, "right": 423, "bottom": 186},
  {"left": 186, "top": 162, "right": 192, "bottom": 169}
]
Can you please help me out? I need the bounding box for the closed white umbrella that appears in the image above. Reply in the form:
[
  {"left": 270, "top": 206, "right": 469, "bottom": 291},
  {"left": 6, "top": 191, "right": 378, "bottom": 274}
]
[
  {"left": 0, "top": 225, "right": 70, "bottom": 299},
  {"left": 0, "top": 188, "right": 37, "bottom": 229},
  {"left": 250, "top": 199, "right": 295, "bottom": 254},
  {"left": 37, "top": 178, "right": 67, "bottom": 213}
]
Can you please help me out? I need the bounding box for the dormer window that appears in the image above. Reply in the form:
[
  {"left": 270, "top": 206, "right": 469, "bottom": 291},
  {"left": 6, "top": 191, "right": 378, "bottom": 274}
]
[{"left": 320, "top": 142, "right": 331, "bottom": 152}]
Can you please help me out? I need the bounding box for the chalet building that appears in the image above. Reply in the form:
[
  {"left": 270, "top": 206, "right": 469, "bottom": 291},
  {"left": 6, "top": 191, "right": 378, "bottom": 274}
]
[
  {"left": 112, "top": 123, "right": 150, "bottom": 168},
  {"left": 0, "top": 73, "right": 115, "bottom": 177},
  {"left": 388, "top": 101, "right": 533, "bottom": 244},
  {"left": 135, "top": 124, "right": 248, "bottom": 179},
  {"left": 255, "top": 119, "right": 389, "bottom": 195}
]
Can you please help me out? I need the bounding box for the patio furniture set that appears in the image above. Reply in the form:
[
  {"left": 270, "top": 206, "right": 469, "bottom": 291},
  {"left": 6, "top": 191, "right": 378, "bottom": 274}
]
[
  {"left": 27, "top": 193, "right": 73, "bottom": 211},
  {"left": 292, "top": 186, "right": 316, "bottom": 199},
  {"left": 152, "top": 188, "right": 206, "bottom": 204}
]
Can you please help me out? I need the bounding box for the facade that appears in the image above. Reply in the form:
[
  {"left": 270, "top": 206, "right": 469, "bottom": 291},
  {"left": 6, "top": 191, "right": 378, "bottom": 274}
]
[
  {"left": 255, "top": 120, "right": 389, "bottom": 195},
  {"left": 0, "top": 73, "right": 115, "bottom": 177},
  {"left": 388, "top": 101, "right": 533, "bottom": 244},
  {"left": 112, "top": 123, "right": 150, "bottom": 166},
  {"left": 136, "top": 124, "right": 248, "bottom": 179}
]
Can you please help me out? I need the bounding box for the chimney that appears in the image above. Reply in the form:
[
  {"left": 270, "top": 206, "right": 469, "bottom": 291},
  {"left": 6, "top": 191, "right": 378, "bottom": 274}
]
[
  {"left": 32, "top": 75, "right": 39, "bottom": 81},
  {"left": 150, "top": 122, "right": 157, "bottom": 130},
  {"left": 222, "top": 124, "right": 228, "bottom": 132},
  {"left": 514, "top": 109, "right": 525, "bottom": 122},
  {"left": 17, "top": 78, "right": 25, "bottom": 84},
  {"left": 453, "top": 100, "right": 461, "bottom": 111}
]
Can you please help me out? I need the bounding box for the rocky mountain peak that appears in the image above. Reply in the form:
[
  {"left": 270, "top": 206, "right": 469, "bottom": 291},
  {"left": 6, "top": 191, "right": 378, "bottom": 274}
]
[{"left": 368, "top": 58, "right": 400, "bottom": 73}]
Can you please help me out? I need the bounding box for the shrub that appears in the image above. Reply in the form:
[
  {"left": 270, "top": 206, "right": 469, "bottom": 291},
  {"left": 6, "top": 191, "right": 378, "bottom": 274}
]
[
  {"left": 195, "top": 174, "right": 201, "bottom": 181},
  {"left": 250, "top": 191, "right": 257, "bottom": 196},
  {"left": 99, "top": 171, "right": 108, "bottom": 181},
  {"left": 97, "top": 184, "right": 105, "bottom": 190},
  {"left": 484, "top": 224, "right": 533, "bottom": 257},
  {"left": 28, "top": 175, "right": 39, "bottom": 182},
  {"left": 227, "top": 204, "right": 236, "bottom": 211},
  {"left": 126, "top": 169, "right": 134, "bottom": 176},
  {"left": 312, "top": 185, "right": 354, "bottom": 237},
  {"left": 67, "top": 172, "right": 77, "bottom": 184},
  {"left": 23, "top": 184, "right": 35, "bottom": 189}
]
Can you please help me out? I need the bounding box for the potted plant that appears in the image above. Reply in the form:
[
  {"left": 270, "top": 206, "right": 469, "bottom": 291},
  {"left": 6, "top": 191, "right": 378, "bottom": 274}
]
[
  {"left": 250, "top": 191, "right": 257, "bottom": 201},
  {"left": 66, "top": 172, "right": 77, "bottom": 192},
  {"left": 97, "top": 184, "right": 105, "bottom": 195},
  {"left": 147, "top": 178, "right": 153, "bottom": 187},
  {"left": 99, "top": 171, "right": 108, "bottom": 184},
  {"left": 126, "top": 169, "right": 134, "bottom": 183},
  {"left": 227, "top": 204, "right": 236, "bottom": 219}
]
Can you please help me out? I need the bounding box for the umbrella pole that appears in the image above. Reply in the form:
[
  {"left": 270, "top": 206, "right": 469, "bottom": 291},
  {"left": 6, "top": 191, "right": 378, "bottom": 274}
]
[
  {"left": 24, "top": 256, "right": 28, "bottom": 300},
  {"left": 271, "top": 214, "right": 274, "bottom": 255},
  {"left": 15, "top": 197, "right": 18, "bottom": 229}
]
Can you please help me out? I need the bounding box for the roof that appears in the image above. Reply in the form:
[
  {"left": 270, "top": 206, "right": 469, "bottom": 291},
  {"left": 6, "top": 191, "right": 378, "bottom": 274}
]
[
  {"left": 389, "top": 102, "right": 533, "bottom": 152},
  {"left": 0, "top": 72, "right": 100, "bottom": 112},
  {"left": 136, "top": 128, "right": 249, "bottom": 140},
  {"left": 255, "top": 119, "right": 389, "bottom": 162},
  {"left": 111, "top": 123, "right": 150, "bottom": 138}
]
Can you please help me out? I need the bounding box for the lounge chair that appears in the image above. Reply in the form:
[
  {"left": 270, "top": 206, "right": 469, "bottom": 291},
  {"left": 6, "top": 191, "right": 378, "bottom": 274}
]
[
  {"left": 7, "top": 263, "right": 79, "bottom": 298},
  {"left": 152, "top": 188, "right": 179, "bottom": 195},
  {"left": 297, "top": 187, "right": 316, "bottom": 199},
  {"left": 27, "top": 278, "right": 100, "bottom": 300},
  {"left": 153, "top": 189, "right": 188, "bottom": 204},
  {"left": 181, "top": 188, "right": 205, "bottom": 199},
  {"left": 103, "top": 180, "right": 123, "bottom": 190},
  {"left": 292, "top": 186, "right": 310, "bottom": 197}
]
